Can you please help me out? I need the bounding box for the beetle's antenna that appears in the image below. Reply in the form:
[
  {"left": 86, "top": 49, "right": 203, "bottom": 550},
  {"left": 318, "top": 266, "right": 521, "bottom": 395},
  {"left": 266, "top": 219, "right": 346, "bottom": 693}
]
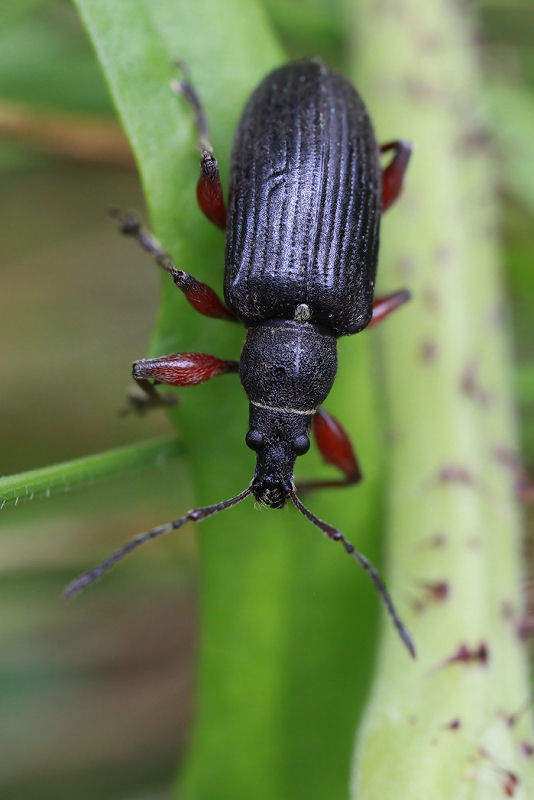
[
  {"left": 288, "top": 489, "right": 416, "bottom": 658},
  {"left": 64, "top": 486, "right": 253, "bottom": 599}
]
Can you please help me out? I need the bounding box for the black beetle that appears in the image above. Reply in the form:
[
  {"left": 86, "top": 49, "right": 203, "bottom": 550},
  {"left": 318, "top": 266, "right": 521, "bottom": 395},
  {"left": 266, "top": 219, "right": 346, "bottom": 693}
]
[{"left": 66, "top": 59, "right": 414, "bottom": 656}]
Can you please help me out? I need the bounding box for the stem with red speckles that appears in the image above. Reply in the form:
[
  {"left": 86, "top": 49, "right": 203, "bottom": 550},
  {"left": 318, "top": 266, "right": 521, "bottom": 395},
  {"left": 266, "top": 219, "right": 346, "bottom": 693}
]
[{"left": 349, "top": 0, "right": 534, "bottom": 797}]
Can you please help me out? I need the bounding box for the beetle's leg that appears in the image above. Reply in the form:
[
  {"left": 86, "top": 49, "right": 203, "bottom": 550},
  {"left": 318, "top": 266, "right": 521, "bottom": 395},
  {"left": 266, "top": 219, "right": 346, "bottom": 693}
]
[
  {"left": 134, "top": 352, "right": 239, "bottom": 387},
  {"left": 123, "top": 352, "right": 239, "bottom": 414},
  {"left": 297, "top": 407, "right": 362, "bottom": 493},
  {"left": 381, "top": 140, "right": 412, "bottom": 212},
  {"left": 110, "top": 210, "right": 237, "bottom": 322},
  {"left": 171, "top": 63, "right": 226, "bottom": 230},
  {"left": 121, "top": 377, "right": 179, "bottom": 415},
  {"left": 195, "top": 151, "right": 226, "bottom": 230},
  {"left": 369, "top": 289, "right": 411, "bottom": 328}
]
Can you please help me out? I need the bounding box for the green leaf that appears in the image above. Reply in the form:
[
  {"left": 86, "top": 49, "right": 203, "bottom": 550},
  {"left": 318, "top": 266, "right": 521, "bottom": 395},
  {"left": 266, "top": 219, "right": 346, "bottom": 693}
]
[
  {"left": 72, "top": 1, "right": 385, "bottom": 797},
  {"left": 0, "top": 436, "right": 181, "bottom": 510}
]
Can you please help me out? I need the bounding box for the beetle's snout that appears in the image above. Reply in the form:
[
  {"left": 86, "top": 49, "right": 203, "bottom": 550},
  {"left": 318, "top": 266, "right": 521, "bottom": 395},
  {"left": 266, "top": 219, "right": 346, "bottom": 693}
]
[
  {"left": 252, "top": 478, "right": 289, "bottom": 509},
  {"left": 250, "top": 437, "right": 295, "bottom": 509}
]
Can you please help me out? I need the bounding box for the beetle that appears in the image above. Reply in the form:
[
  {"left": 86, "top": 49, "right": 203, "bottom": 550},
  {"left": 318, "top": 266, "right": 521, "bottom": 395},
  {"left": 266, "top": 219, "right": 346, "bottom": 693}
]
[{"left": 65, "top": 59, "right": 415, "bottom": 656}]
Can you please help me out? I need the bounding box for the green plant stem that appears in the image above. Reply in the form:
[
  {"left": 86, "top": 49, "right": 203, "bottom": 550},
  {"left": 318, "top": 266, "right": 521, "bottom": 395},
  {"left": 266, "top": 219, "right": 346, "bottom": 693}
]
[
  {"left": 349, "top": 0, "right": 534, "bottom": 797},
  {"left": 0, "top": 436, "right": 181, "bottom": 510}
]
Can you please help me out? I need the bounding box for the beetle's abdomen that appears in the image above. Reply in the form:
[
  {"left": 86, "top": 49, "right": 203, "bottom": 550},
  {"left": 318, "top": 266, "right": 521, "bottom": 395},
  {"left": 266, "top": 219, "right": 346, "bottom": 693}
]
[{"left": 224, "top": 59, "right": 381, "bottom": 337}]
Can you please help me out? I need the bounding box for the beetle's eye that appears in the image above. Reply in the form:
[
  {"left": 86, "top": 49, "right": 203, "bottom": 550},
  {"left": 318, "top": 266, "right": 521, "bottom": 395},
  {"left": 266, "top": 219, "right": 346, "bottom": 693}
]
[
  {"left": 246, "top": 430, "right": 264, "bottom": 451},
  {"left": 293, "top": 434, "right": 310, "bottom": 455}
]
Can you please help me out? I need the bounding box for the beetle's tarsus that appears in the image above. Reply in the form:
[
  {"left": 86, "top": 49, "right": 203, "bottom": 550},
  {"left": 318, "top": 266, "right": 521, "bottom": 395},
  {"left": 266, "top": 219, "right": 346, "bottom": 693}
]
[{"left": 119, "top": 387, "right": 179, "bottom": 417}]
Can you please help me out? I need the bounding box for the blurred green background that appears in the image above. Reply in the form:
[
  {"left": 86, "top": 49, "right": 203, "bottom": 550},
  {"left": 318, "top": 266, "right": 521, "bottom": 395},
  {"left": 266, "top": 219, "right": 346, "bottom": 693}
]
[{"left": 1, "top": 0, "right": 533, "bottom": 798}]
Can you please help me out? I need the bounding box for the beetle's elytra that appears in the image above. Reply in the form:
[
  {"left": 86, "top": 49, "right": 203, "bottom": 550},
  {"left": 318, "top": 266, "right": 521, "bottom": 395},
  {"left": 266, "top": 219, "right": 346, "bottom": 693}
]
[
  {"left": 226, "top": 60, "right": 380, "bottom": 335},
  {"left": 66, "top": 59, "right": 415, "bottom": 657}
]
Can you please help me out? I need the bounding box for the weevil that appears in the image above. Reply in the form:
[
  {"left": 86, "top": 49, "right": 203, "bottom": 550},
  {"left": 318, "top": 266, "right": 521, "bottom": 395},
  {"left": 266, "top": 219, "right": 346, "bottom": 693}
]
[{"left": 65, "top": 59, "right": 415, "bottom": 656}]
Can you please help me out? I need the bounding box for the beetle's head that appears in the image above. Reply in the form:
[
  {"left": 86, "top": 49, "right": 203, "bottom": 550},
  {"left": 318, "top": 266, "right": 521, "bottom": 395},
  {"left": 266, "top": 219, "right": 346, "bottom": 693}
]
[{"left": 246, "top": 405, "right": 311, "bottom": 508}]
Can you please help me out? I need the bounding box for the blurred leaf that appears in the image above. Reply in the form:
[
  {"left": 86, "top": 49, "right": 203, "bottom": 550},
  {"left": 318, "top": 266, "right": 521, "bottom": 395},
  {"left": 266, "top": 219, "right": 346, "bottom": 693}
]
[
  {"left": 482, "top": 0, "right": 534, "bottom": 48},
  {"left": 263, "top": 0, "right": 343, "bottom": 65},
  {"left": 491, "top": 81, "right": 534, "bottom": 214},
  {"left": 72, "top": 1, "right": 384, "bottom": 798},
  {"left": 0, "top": 0, "right": 48, "bottom": 28},
  {"left": 0, "top": 1, "right": 113, "bottom": 115},
  {"left": 0, "top": 436, "right": 181, "bottom": 510},
  {"left": 517, "top": 362, "right": 534, "bottom": 403},
  {"left": 0, "top": 100, "right": 132, "bottom": 166}
]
